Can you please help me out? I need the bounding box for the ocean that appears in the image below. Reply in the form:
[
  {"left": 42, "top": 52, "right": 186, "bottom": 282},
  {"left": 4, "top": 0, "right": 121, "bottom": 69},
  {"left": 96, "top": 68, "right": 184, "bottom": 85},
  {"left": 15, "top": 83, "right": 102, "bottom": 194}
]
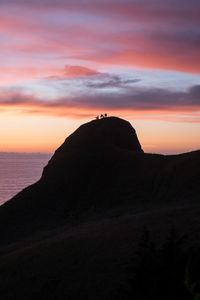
[{"left": 0, "top": 152, "right": 51, "bottom": 205}]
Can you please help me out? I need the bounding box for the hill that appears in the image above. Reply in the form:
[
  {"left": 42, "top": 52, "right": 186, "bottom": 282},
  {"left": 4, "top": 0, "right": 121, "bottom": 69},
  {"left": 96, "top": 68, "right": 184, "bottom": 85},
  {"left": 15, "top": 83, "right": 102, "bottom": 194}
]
[{"left": 0, "top": 117, "right": 200, "bottom": 299}]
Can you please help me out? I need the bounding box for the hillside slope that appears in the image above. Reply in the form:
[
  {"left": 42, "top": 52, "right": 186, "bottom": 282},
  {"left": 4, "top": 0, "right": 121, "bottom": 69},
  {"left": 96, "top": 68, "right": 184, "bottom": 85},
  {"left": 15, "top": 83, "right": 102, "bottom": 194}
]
[
  {"left": 0, "top": 117, "right": 199, "bottom": 243},
  {"left": 0, "top": 117, "right": 200, "bottom": 299}
]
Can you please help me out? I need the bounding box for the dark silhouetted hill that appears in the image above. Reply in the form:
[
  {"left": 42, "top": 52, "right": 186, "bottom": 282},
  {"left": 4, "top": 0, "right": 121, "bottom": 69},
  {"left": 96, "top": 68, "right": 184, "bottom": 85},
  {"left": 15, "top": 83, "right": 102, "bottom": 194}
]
[
  {"left": 0, "top": 117, "right": 199, "bottom": 243},
  {"left": 0, "top": 117, "right": 200, "bottom": 299}
]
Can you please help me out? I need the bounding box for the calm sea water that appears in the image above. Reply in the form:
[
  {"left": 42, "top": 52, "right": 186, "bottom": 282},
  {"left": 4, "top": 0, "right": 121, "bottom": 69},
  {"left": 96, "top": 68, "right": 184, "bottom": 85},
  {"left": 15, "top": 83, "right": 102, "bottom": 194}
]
[{"left": 0, "top": 153, "right": 51, "bottom": 205}]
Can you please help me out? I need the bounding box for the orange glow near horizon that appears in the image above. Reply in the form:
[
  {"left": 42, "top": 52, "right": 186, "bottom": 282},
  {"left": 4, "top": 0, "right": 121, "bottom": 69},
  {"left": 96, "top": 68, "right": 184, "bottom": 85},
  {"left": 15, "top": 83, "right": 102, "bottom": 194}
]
[
  {"left": 1, "top": 1, "right": 200, "bottom": 154},
  {"left": 1, "top": 112, "right": 200, "bottom": 154},
  {"left": 1, "top": 90, "right": 200, "bottom": 154}
]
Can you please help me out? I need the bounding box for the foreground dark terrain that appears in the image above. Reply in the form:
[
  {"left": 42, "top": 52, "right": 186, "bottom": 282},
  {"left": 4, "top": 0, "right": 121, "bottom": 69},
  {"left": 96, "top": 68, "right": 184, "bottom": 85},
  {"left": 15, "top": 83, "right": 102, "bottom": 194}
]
[{"left": 0, "top": 117, "right": 200, "bottom": 299}]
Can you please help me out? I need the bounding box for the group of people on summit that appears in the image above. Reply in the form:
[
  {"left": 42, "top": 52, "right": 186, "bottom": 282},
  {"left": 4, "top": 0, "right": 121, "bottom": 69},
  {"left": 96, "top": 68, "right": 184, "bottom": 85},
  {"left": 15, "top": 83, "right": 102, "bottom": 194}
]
[{"left": 96, "top": 113, "right": 107, "bottom": 120}]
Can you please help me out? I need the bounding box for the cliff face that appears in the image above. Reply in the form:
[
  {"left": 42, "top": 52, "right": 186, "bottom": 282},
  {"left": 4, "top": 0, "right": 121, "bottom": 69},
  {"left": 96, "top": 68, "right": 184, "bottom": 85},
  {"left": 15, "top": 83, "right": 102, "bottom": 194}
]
[
  {"left": 39, "top": 117, "right": 145, "bottom": 210},
  {"left": 42, "top": 117, "right": 143, "bottom": 180},
  {"left": 0, "top": 117, "right": 145, "bottom": 240},
  {"left": 57, "top": 116, "right": 143, "bottom": 152}
]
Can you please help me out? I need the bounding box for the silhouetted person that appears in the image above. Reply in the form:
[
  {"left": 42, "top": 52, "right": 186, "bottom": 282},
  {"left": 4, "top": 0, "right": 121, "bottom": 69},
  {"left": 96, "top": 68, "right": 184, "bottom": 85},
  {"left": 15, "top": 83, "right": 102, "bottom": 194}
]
[
  {"left": 104, "top": 113, "right": 107, "bottom": 118},
  {"left": 100, "top": 114, "right": 104, "bottom": 119}
]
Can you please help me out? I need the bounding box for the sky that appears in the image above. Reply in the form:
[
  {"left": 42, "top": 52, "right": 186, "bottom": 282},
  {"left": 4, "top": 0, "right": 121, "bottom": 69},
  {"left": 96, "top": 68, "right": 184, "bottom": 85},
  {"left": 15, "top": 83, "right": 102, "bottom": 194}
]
[{"left": 0, "top": 0, "right": 200, "bottom": 154}]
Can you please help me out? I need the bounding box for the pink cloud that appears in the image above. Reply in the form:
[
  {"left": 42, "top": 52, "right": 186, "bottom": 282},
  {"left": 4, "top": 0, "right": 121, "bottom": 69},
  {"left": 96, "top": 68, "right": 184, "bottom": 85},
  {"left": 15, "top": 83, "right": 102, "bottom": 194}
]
[
  {"left": 63, "top": 66, "right": 99, "bottom": 77},
  {"left": 0, "top": 1, "right": 199, "bottom": 75}
]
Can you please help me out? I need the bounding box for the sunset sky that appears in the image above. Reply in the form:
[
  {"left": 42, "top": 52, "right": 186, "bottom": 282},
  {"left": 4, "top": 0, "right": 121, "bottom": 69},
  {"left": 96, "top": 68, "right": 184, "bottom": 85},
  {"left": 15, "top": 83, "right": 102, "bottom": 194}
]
[{"left": 1, "top": 0, "right": 200, "bottom": 154}]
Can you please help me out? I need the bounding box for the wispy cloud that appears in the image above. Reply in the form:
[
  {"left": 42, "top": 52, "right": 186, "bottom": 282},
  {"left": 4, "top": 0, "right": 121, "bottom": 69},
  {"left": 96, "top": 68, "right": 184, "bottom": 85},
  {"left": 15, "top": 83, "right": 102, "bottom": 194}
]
[
  {"left": 84, "top": 75, "right": 140, "bottom": 89},
  {"left": 45, "top": 65, "right": 140, "bottom": 90},
  {"left": 1, "top": 0, "right": 200, "bottom": 75},
  {"left": 1, "top": 85, "right": 200, "bottom": 122}
]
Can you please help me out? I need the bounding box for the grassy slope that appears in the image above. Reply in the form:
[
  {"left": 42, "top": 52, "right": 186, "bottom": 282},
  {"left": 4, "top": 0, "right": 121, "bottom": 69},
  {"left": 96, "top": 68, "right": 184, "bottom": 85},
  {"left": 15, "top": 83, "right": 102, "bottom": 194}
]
[
  {"left": 0, "top": 150, "right": 199, "bottom": 244},
  {"left": 0, "top": 202, "right": 200, "bottom": 299},
  {"left": 0, "top": 148, "right": 199, "bottom": 299}
]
